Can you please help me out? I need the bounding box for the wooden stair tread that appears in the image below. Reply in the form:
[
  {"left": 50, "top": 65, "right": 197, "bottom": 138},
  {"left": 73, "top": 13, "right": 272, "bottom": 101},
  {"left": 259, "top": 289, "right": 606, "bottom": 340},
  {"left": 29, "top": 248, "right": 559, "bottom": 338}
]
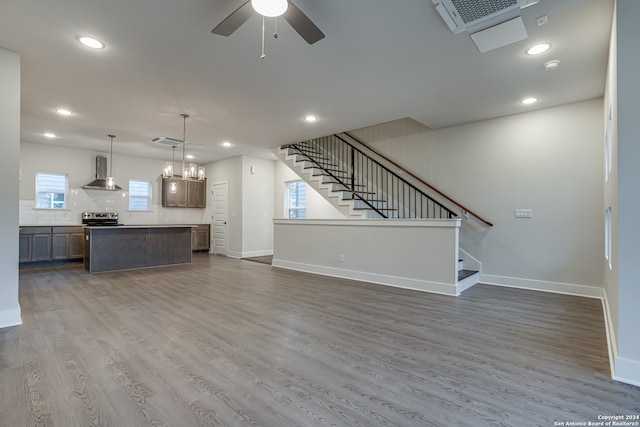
[
  {"left": 458, "top": 269, "right": 478, "bottom": 281},
  {"left": 353, "top": 207, "right": 397, "bottom": 211}
]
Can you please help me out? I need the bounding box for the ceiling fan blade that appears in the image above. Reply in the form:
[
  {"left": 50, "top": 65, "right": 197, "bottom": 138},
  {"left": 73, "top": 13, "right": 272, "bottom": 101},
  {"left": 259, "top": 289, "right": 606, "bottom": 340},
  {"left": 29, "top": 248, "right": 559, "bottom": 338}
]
[
  {"left": 283, "top": 2, "right": 325, "bottom": 45},
  {"left": 212, "top": 1, "right": 254, "bottom": 37}
]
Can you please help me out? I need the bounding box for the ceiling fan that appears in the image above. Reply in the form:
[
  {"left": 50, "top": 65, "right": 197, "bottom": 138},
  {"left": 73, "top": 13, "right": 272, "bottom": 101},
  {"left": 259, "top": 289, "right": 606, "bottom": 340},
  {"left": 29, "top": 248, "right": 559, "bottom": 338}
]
[{"left": 212, "top": 0, "right": 325, "bottom": 45}]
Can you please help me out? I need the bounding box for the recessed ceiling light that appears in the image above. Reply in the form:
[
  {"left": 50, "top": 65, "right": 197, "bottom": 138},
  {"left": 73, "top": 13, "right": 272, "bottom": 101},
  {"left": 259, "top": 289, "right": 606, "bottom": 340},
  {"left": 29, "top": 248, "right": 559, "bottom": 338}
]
[
  {"left": 521, "top": 97, "right": 539, "bottom": 105},
  {"left": 44, "top": 132, "right": 57, "bottom": 138},
  {"left": 77, "top": 36, "right": 105, "bottom": 49},
  {"left": 543, "top": 59, "right": 560, "bottom": 71},
  {"left": 55, "top": 108, "right": 72, "bottom": 116},
  {"left": 526, "top": 43, "right": 550, "bottom": 55},
  {"left": 186, "top": 154, "right": 195, "bottom": 160},
  {"left": 222, "top": 141, "right": 232, "bottom": 147},
  {"left": 305, "top": 115, "right": 317, "bottom": 122}
]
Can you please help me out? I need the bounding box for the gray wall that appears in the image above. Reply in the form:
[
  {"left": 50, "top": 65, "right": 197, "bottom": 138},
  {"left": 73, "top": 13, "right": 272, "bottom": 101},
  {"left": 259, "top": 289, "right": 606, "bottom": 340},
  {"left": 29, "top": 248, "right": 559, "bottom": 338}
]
[
  {"left": 614, "top": 0, "right": 640, "bottom": 386},
  {"left": 351, "top": 99, "right": 604, "bottom": 294},
  {"left": 0, "top": 47, "right": 21, "bottom": 328}
]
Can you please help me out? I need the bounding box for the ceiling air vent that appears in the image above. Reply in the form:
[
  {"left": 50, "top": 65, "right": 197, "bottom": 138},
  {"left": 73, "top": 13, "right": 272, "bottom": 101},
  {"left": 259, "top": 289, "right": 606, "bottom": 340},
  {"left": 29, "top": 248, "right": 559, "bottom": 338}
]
[
  {"left": 151, "top": 136, "right": 187, "bottom": 148},
  {"left": 432, "top": 0, "right": 539, "bottom": 34}
]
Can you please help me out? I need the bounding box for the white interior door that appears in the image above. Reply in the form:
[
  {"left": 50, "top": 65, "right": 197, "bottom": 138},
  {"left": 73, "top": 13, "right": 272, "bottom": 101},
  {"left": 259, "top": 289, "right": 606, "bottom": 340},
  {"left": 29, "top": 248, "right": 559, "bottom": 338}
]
[{"left": 212, "top": 182, "right": 228, "bottom": 255}]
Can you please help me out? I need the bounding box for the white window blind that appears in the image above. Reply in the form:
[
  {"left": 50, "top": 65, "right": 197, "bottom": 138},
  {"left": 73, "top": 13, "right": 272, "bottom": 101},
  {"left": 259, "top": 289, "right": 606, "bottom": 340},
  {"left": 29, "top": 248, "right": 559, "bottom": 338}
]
[
  {"left": 129, "top": 180, "right": 152, "bottom": 211},
  {"left": 287, "top": 181, "right": 306, "bottom": 218},
  {"left": 36, "top": 172, "right": 68, "bottom": 209}
]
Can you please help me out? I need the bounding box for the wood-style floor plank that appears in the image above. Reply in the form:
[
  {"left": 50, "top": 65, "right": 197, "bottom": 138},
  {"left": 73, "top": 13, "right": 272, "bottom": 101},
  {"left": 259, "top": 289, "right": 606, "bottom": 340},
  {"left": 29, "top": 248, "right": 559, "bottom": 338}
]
[{"left": 1, "top": 254, "right": 639, "bottom": 426}]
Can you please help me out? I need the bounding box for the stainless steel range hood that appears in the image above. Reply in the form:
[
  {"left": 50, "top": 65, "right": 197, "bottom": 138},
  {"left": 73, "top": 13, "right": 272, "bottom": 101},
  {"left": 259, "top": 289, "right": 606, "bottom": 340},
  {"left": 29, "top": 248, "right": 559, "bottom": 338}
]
[{"left": 82, "top": 155, "right": 122, "bottom": 191}]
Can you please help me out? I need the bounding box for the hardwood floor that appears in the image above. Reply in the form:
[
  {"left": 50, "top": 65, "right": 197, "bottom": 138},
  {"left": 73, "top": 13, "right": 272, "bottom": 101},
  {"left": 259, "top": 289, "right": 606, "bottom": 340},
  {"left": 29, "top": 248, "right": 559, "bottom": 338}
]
[{"left": 2, "top": 253, "right": 639, "bottom": 426}]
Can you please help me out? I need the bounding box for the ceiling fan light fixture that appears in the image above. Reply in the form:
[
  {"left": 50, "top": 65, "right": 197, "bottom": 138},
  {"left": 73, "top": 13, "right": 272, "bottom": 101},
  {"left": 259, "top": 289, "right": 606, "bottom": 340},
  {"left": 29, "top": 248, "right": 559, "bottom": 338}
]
[{"left": 251, "top": 0, "right": 288, "bottom": 17}]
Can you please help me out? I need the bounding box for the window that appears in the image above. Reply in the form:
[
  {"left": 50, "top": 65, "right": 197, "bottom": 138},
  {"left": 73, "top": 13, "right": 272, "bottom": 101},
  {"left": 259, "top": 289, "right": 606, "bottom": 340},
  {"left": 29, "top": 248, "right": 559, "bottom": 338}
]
[
  {"left": 605, "top": 206, "right": 612, "bottom": 270},
  {"left": 287, "top": 181, "right": 306, "bottom": 218},
  {"left": 36, "top": 172, "right": 68, "bottom": 209},
  {"left": 605, "top": 104, "right": 613, "bottom": 182},
  {"left": 129, "top": 180, "right": 152, "bottom": 211}
]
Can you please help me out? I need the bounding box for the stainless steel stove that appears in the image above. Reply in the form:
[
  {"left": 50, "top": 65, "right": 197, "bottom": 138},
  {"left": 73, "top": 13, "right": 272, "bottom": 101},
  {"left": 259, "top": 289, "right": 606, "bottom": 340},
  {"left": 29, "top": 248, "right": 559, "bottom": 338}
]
[{"left": 82, "top": 212, "right": 120, "bottom": 226}]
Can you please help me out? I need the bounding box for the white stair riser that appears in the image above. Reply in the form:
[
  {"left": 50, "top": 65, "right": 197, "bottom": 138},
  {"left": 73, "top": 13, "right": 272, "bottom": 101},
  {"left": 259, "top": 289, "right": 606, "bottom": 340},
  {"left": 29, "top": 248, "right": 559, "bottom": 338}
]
[
  {"left": 353, "top": 200, "right": 387, "bottom": 209},
  {"left": 278, "top": 147, "right": 392, "bottom": 219}
]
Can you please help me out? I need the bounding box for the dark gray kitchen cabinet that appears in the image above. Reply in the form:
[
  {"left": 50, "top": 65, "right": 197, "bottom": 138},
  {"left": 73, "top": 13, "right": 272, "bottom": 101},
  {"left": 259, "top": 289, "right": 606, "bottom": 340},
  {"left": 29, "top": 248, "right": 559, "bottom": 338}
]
[
  {"left": 19, "top": 226, "right": 52, "bottom": 262},
  {"left": 52, "top": 226, "right": 84, "bottom": 260},
  {"left": 162, "top": 177, "right": 206, "bottom": 208}
]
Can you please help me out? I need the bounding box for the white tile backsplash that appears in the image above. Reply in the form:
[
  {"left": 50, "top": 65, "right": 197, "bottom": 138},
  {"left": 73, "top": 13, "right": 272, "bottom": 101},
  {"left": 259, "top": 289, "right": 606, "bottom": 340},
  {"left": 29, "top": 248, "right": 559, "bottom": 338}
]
[{"left": 20, "top": 187, "right": 211, "bottom": 226}]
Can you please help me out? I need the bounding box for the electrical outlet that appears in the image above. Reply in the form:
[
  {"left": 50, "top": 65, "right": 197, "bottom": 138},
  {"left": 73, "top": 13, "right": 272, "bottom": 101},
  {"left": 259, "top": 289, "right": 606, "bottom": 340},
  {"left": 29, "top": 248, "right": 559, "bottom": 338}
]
[
  {"left": 339, "top": 254, "right": 345, "bottom": 263},
  {"left": 515, "top": 209, "right": 533, "bottom": 219}
]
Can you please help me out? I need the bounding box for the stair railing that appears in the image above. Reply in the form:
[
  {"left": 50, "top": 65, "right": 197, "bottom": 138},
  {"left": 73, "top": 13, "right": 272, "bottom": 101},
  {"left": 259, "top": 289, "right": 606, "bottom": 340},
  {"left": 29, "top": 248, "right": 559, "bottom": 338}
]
[
  {"left": 284, "top": 135, "right": 457, "bottom": 220},
  {"left": 343, "top": 132, "right": 493, "bottom": 227}
]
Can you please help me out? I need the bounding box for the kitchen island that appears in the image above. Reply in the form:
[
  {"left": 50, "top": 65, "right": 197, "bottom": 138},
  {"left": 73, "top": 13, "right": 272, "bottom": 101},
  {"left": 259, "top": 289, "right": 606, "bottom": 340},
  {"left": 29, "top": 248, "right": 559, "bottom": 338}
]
[{"left": 84, "top": 225, "right": 195, "bottom": 273}]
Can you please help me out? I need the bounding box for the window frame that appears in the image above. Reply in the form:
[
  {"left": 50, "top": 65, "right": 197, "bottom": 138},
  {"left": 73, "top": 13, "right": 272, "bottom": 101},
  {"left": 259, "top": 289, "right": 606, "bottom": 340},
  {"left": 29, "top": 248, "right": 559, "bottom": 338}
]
[
  {"left": 35, "top": 171, "right": 68, "bottom": 209},
  {"left": 128, "top": 179, "right": 153, "bottom": 211},
  {"left": 286, "top": 180, "right": 307, "bottom": 219}
]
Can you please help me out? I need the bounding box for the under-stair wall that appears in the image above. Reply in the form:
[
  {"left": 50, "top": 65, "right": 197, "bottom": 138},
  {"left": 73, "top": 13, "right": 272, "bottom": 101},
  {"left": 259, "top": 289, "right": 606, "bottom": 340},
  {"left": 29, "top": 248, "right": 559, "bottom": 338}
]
[{"left": 273, "top": 218, "right": 471, "bottom": 296}]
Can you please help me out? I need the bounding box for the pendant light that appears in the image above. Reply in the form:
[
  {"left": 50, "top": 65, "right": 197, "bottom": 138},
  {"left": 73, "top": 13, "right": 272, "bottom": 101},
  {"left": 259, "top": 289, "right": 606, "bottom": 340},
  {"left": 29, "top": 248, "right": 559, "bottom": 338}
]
[
  {"left": 178, "top": 113, "right": 205, "bottom": 181},
  {"left": 163, "top": 145, "right": 175, "bottom": 178},
  {"left": 106, "top": 134, "right": 116, "bottom": 190},
  {"left": 160, "top": 113, "right": 205, "bottom": 181}
]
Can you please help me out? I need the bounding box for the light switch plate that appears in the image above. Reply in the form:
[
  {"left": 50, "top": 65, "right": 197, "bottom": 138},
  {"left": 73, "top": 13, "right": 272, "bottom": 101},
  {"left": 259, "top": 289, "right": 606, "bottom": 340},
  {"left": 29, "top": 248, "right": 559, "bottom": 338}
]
[{"left": 515, "top": 209, "right": 533, "bottom": 218}]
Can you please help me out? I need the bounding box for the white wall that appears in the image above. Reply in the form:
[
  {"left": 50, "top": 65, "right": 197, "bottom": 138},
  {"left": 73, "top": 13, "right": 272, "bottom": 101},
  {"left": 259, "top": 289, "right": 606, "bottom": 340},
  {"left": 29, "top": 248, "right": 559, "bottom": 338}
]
[
  {"left": 19, "top": 141, "right": 210, "bottom": 226},
  {"left": 273, "top": 219, "right": 462, "bottom": 295},
  {"left": 0, "top": 47, "right": 21, "bottom": 328},
  {"left": 241, "top": 157, "right": 275, "bottom": 257},
  {"left": 274, "top": 161, "right": 345, "bottom": 219},
  {"left": 350, "top": 99, "right": 604, "bottom": 295},
  {"left": 612, "top": 0, "right": 640, "bottom": 387}
]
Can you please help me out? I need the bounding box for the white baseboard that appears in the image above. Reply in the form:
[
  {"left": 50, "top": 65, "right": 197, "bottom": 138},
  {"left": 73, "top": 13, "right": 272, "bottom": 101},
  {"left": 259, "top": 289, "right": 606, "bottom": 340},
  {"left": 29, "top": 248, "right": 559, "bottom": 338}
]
[
  {"left": 241, "top": 250, "right": 274, "bottom": 258},
  {"left": 613, "top": 356, "right": 640, "bottom": 388},
  {"left": 227, "top": 250, "right": 242, "bottom": 259},
  {"left": 273, "top": 259, "right": 459, "bottom": 296},
  {"left": 480, "top": 274, "right": 603, "bottom": 299},
  {"left": 0, "top": 305, "right": 22, "bottom": 329},
  {"left": 601, "top": 290, "right": 617, "bottom": 378}
]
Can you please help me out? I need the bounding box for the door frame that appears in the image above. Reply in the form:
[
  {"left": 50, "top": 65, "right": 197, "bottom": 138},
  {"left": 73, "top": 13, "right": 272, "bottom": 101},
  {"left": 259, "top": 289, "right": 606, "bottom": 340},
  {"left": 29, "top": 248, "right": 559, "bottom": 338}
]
[{"left": 211, "top": 180, "right": 228, "bottom": 256}]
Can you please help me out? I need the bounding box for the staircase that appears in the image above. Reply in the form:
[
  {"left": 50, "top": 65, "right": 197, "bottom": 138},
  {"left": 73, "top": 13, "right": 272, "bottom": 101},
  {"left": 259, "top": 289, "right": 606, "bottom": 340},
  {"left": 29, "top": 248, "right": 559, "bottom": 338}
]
[
  {"left": 278, "top": 135, "right": 457, "bottom": 219},
  {"left": 276, "top": 133, "right": 481, "bottom": 292}
]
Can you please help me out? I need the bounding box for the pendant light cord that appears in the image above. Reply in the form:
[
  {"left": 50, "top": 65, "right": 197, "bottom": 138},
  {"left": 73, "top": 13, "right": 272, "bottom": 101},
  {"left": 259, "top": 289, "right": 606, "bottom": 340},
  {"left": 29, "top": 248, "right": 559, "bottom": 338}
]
[
  {"left": 181, "top": 113, "right": 188, "bottom": 179},
  {"left": 261, "top": 15, "right": 266, "bottom": 59}
]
